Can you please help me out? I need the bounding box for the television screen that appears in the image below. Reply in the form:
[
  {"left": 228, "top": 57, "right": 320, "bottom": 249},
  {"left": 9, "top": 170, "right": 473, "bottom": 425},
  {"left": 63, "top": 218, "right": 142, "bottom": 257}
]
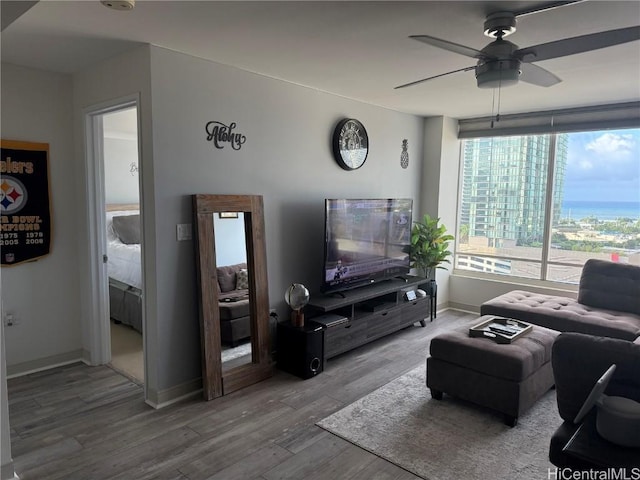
[{"left": 322, "top": 198, "right": 413, "bottom": 293}]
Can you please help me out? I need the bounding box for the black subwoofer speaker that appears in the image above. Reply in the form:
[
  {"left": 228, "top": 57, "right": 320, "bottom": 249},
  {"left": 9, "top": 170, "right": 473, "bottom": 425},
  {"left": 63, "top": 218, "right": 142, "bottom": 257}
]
[{"left": 277, "top": 321, "right": 324, "bottom": 379}]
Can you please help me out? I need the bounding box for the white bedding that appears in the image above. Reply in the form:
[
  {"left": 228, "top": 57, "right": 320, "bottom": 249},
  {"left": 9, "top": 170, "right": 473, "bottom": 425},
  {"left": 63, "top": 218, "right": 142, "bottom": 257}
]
[{"left": 107, "top": 210, "right": 142, "bottom": 290}]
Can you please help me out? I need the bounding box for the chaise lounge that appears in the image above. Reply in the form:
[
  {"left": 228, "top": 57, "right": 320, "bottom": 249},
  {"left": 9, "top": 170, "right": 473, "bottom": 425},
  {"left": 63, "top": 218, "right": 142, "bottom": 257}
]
[{"left": 480, "top": 259, "right": 640, "bottom": 341}]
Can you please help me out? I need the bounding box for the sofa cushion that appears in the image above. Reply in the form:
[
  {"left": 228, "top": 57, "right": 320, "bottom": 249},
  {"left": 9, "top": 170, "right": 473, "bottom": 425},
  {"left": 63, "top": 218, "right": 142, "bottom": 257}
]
[
  {"left": 481, "top": 290, "right": 640, "bottom": 341},
  {"left": 578, "top": 259, "right": 640, "bottom": 316},
  {"left": 219, "top": 290, "right": 250, "bottom": 321},
  {"left": 216, "top": 263, "right": 247, "bottom": 292}
]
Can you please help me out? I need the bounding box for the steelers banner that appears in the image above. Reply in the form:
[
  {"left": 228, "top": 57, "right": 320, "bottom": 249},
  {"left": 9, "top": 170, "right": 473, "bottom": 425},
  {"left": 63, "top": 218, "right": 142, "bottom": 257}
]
[{"left": 1, "top": 140, "right": 52, "bottom": 266}]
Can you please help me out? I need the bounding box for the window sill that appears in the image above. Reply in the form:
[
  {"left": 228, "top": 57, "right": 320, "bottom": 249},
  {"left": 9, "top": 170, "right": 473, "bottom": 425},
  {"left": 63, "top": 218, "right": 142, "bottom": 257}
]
[{"left": 451, "top": 268, "right": 579, "bottom": 295}]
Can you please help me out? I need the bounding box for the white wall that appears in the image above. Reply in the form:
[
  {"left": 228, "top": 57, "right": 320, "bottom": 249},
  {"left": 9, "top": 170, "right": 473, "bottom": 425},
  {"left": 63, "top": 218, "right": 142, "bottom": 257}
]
[
  {"left": 418, "top": 117, "right": 460, "bottom": 307},
  {"left": 146, "top": 46, "right": 425, "bottom": 397},
  {"left": 214, "top": 213, "right": 247, "bottom": 267},
  {"left": 0, "top": 64, "right": 82, "bottom": 375},
  {"left": 104, "top": 136, "right": 139, "bottom": 205}
]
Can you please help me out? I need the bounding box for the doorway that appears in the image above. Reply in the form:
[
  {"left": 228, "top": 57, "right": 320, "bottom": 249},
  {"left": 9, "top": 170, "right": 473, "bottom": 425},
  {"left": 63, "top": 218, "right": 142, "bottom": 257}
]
[{"left": 85, "top": 99, "right": 145, "bottom": 388}]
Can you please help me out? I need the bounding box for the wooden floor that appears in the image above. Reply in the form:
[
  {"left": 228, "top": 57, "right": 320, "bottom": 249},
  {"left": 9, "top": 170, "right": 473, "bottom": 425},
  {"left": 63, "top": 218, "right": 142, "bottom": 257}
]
[{"left": 8, "top": 310, "right": 476, "bottom": 480}]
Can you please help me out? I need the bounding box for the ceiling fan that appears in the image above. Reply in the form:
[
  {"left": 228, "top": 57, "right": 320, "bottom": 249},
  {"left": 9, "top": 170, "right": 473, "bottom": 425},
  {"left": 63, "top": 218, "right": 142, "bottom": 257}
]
[{"left": 395, "top": 1, "right": 640, "bottom": 90}]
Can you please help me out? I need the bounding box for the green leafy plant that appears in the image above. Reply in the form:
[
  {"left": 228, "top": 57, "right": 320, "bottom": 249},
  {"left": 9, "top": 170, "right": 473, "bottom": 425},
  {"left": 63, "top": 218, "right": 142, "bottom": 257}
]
[{"left": 410, "top": 214, "right": 454, "bottom": 280}]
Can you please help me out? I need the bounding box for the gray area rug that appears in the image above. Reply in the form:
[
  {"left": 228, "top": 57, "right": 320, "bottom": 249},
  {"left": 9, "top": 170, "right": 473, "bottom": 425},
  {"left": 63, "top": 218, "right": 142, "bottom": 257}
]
[
  {"left": 221, "top": 342, "right": 252, "bottom": 363},
  {"left": 318, "top": 365, "right": 558, "bottom": 480}
]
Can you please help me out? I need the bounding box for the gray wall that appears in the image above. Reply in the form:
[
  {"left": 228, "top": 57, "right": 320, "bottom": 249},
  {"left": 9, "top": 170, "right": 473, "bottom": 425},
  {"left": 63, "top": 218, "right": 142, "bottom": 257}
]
[
  {"left": 1, "top": 45, "right": 579, "bottom": 408},
  {"left": 0, "top": 39, "right": 586, "bottom": 467},
  {"left": 0, "top": 64, "right": 82, "bottom": 374},
  {"left": 146, "top": 46, "right": 426, "bottom": 396}
]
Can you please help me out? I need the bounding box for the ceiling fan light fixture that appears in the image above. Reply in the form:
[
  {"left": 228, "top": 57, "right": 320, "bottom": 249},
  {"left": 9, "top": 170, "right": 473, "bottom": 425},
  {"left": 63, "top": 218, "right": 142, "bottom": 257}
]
[
  {"left": 483, "top": 12, "right": 517, "bottom": 38},
  {"left": 101, "top": 0, "right": 135, "bottom": 11},
  {"left": 476, "top": 60, "right": 520, "bottom": 88}
]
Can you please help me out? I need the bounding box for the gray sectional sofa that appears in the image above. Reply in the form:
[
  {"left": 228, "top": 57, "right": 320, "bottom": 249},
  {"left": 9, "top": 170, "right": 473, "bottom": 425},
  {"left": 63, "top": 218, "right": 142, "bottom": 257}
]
[
  {"left": 480, "top": 259, "right": 640, "bottom": 341},
  {"left": 216, "top": 262, "right": 251, "bottom": 346}
]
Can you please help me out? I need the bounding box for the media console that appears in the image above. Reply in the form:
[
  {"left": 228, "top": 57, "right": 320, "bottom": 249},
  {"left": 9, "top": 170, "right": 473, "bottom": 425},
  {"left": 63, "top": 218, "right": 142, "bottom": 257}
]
[{"left": 306, "top": 276, "right": 432, "bottom": 361}]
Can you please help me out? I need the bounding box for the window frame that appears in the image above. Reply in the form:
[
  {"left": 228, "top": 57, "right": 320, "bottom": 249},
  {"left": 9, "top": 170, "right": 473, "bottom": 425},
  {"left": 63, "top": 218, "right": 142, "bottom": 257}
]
[{"left": 453, "top": 128, "right": 638, "bottom": 285}]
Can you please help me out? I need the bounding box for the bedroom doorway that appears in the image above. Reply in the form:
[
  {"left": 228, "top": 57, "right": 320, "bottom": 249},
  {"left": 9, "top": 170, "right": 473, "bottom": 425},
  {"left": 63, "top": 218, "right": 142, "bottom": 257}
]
[
  {"left": 102, "top": 107, "right": 144, "bottom": 385},
  {"left": 85, "top": 98, "right": 145, "bottom": 389}
]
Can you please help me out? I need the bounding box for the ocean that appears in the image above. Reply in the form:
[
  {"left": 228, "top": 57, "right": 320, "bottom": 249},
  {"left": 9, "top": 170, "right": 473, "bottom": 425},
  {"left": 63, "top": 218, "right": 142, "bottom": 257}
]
[{"left": 560, "top": 200, "right": 640, "bottom": 221}]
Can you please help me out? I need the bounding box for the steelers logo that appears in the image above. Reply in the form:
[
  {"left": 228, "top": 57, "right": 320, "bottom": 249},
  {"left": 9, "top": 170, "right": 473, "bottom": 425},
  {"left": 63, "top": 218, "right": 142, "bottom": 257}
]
[{"left": 0, "top": 175, "right": 28, "bottom": 214}]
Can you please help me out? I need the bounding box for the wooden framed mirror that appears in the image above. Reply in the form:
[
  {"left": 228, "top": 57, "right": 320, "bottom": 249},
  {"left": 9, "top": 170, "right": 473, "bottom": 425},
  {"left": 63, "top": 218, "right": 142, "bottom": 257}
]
[{"left": 192, "top": 194, "right": 272, "bottom": 400}]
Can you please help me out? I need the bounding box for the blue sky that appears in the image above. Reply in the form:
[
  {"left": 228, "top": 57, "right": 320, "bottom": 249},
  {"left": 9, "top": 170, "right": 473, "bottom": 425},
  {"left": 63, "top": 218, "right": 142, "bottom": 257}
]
[{"left": 563, "top": 128, "right": 640, "bottom": 203}]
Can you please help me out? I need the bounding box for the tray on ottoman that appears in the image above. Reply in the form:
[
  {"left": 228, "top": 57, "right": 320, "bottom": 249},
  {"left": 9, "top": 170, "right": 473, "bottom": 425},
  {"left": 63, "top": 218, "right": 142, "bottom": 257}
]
[{"left": 469, "top": 316, "right": 532, "bottom": 344}]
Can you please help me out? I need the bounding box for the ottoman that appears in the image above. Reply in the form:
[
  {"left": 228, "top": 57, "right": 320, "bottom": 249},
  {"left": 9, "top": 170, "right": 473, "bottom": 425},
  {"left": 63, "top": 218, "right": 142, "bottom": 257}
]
[{"left": 426, "top": 316, "right": 559, "bottom": 426}]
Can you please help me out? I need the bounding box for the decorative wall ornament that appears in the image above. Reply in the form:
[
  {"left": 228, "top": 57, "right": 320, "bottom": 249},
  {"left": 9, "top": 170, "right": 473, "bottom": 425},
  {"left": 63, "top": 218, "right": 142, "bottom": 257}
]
[
  {"left": 129, "top": 162, "right": 138, "bottom": 176},
  {"left": 400, "top": 139, "right": 409, "bottom": 169},
  {"left": 0, "top": 140, "right": 52, "bottom": 266},
  {"left": 332, "top": 118, "right": 369, "bottom": 170},
  {"left": 205, "top": 121, "right": 247, "bottom": 150}
]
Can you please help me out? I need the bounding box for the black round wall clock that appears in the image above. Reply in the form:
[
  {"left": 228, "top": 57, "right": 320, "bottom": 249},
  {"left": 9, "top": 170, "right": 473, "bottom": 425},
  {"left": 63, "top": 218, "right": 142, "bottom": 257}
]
[{"left": 332, "top": 118, "right": 369, "bottom": 170}]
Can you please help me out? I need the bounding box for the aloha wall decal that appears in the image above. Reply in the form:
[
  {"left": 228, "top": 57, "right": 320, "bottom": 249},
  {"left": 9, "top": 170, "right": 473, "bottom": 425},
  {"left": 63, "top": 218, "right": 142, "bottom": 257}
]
[{"left": 205, "top": 121, "right": 247, "bottom": 150}]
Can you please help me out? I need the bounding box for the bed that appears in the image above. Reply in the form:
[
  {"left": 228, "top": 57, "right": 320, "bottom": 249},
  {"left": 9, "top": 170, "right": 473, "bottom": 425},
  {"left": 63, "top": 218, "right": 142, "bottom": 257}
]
[{"left": 106, "top": 205, "right": 142, "bottom": 333}]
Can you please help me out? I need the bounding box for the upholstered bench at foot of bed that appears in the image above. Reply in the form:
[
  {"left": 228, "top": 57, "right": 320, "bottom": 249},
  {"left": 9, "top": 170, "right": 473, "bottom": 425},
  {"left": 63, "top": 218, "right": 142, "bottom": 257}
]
[
  {"left": 480, "top": 290, "right": 640, "bottom": 341},
  {"left": 426, "top": 317, "right": 559, "bottom": 426}
]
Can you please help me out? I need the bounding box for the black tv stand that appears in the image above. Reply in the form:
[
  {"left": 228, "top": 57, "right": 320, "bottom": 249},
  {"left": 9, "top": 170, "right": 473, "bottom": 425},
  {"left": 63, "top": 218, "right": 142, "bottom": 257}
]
[
  {"left": 328, "top": 291, "right": 346, "bottom": 299},
  {"left": 307, "top": 275, "right": 432, "bottom": 361}
]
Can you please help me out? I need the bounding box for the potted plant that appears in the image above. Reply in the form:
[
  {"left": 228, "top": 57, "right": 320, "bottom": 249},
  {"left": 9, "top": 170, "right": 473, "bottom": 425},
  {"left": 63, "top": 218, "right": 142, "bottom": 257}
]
[{"left": 409, "top": 214, "right": 454, "bottom": 282}]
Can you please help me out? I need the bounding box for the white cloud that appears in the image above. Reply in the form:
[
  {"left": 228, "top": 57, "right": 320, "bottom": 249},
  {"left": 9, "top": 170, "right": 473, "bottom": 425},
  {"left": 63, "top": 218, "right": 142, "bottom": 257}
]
[
  {"left": 578, "top": 159, "right": 593, "bottom": 170},
  {"left": 586, "top": 133, "right": 635, "bottom": 157}
]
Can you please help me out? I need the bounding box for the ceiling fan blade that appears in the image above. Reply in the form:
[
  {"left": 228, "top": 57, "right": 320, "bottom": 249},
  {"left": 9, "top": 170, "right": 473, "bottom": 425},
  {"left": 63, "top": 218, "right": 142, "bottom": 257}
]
[
  {"left": 511, "top": 0, "right": 586, "bottom": 18},
  {"left": 394, "top": 66, "right": 476, "bottom": 90},
  {"left": 409, "top": 35, "right": 491, "bottom": 59},
  {"left": 519, "top": 63, "right": 562, "bottom": 87},
  {"left": 515, "top": 26, "right": 640, "bottom": 62}
]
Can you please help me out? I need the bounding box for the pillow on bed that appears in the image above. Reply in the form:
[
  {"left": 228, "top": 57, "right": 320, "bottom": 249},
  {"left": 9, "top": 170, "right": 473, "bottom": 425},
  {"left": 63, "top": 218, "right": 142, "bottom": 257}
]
[{"left": 112, "top": 214, "right": 141, "bottom": 244}]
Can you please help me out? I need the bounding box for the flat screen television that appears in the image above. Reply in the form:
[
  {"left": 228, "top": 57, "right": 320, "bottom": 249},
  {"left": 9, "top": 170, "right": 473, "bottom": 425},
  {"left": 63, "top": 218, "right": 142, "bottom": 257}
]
[{"left": 322, "top": 198, "right": 413, "bottom": 293}]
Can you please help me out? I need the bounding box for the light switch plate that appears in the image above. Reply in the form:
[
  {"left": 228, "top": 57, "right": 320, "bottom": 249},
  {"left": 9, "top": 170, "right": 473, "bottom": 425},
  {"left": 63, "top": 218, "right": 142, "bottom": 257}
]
[{"left": 176, "top": 223, "right": 192, "bottom": 241}]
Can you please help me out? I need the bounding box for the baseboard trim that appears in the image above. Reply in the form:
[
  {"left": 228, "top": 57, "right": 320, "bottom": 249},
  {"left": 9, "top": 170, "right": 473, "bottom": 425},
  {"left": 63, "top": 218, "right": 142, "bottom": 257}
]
[
  {"left": 6, "top": 350, "right": 85, "bottom": 378},
  {"left": 448, "top": 302, "right": 480, "bottom": 314},
  {"left": 145, "top": 377, "right": 202, "bottom": 409},
  {"left": 82, "top": 349, "right": 92, "bottom": 364},
  {"left": 1, "top": 461, "right": 18, "bottom": 480}
]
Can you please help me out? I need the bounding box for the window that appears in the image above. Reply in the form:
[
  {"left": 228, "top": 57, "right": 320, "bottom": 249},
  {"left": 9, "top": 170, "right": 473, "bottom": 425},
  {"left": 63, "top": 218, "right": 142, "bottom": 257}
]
[{"left": 455, "top": 128, "right": 640, "bottom": 283}]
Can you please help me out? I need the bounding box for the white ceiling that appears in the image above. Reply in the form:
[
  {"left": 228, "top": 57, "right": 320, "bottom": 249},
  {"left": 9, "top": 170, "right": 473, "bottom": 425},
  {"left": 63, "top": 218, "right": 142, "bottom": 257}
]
[{"left": 1, "top": 1, "right": 639, "bottom": 119}]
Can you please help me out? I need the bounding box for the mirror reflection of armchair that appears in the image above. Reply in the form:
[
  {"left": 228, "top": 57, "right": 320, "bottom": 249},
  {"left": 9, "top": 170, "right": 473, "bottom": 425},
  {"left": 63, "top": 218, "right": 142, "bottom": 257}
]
[{"left": 549, "top": 332, "right": 640, "bottom": 469}]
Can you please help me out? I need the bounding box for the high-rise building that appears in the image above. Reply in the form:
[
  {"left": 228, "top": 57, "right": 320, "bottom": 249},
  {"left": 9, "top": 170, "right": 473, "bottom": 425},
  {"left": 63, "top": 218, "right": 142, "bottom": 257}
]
[{"left": 459, "top": 134, "right": 568, "bottom": 249}]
